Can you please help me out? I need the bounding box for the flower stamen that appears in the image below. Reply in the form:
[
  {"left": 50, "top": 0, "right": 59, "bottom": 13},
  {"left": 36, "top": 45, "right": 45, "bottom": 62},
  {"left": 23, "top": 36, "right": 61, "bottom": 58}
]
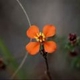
[{"left": 34, "top": 32, "right": 46, "bottom": 42}]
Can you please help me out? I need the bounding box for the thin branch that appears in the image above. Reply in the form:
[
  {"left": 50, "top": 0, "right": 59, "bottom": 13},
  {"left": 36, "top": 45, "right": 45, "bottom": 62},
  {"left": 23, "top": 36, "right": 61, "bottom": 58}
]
[
  {"left": 44, "top": 56, "right": 52, "bottom": 80},
  {"left": 11, "top": 0, "right": 32, "bottom": 79},
  {"left": 16, "top": 0, "right": 31, "bottom": 26},
  {"left": 40, "top": 50, "right": 52, "bottom": 80},
  {"left": 11, "top": 53, "right": 28, "bottom": 79}
]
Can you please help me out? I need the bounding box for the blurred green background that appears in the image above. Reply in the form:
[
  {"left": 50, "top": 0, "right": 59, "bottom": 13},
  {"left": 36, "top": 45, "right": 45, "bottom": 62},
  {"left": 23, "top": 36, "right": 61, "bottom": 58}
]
[{"left": 0, "top": 0, "right": 80, "bottom": 79}]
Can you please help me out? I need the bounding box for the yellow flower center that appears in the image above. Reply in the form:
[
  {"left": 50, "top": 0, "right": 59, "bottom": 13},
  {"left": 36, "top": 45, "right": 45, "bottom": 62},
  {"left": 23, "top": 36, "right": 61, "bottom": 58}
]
[{"left": 34, "top": 32, "right": 46, "bottom": 42}]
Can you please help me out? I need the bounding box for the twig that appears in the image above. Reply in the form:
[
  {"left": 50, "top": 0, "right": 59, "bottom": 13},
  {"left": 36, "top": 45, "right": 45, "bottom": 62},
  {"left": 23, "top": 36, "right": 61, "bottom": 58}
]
[
  {"left": 16, "top": 0, "right": 31, "bottom": 26},
  {"left": 11, "top": 0, "right": 32, "bottom": 79},
  {"left": 40, "top": 48, "right": 52, "bottom": 80},
  {"left": 10, "top": 53, "right": 28, "bottom": 79},
  {"left": 44, "top": 55, "right": 52, "bottom": 80}
]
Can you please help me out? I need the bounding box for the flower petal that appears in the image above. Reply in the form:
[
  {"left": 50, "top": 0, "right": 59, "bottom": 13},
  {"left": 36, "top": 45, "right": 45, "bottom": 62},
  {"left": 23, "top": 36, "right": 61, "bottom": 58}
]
[
  {"left": 44, "top": 41, "right": 57, "bottom": 53},
  {"left": 43, "top": 25, "right": 56, "bottom": 37},
  {"left": 25, "top": 42, "right": 40, "bottom": 55},
  {"left": 26, "top": 25, "right": 39, "bottom": 38}
]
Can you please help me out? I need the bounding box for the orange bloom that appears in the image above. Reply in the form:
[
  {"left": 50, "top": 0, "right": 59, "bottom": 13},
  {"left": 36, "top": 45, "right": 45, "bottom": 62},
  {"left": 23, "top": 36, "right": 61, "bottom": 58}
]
[{"left": 26, "top": 25, "right": 57, "bottom": 55}]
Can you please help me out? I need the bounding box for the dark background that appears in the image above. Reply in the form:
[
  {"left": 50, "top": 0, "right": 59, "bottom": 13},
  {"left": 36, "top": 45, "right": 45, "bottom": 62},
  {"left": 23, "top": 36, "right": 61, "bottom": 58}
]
[{"left": 0, "top": 0, "right": 80, "bottom": 79}]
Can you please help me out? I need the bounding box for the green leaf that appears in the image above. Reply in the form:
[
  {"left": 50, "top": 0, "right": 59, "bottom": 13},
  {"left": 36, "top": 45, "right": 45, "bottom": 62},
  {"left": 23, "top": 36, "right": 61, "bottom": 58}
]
[
  {"left": 0, "top": 38, "right": 27, "bottom": 79},
  {"left": 71, "top": 56, "right": 80, "bottom": 69}
]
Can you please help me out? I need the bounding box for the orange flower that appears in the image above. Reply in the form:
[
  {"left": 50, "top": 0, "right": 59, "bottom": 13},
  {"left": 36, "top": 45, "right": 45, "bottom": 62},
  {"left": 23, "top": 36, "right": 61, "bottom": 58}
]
[{"left": 26, "top": 25, "right": 57, "bottom": 55}]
